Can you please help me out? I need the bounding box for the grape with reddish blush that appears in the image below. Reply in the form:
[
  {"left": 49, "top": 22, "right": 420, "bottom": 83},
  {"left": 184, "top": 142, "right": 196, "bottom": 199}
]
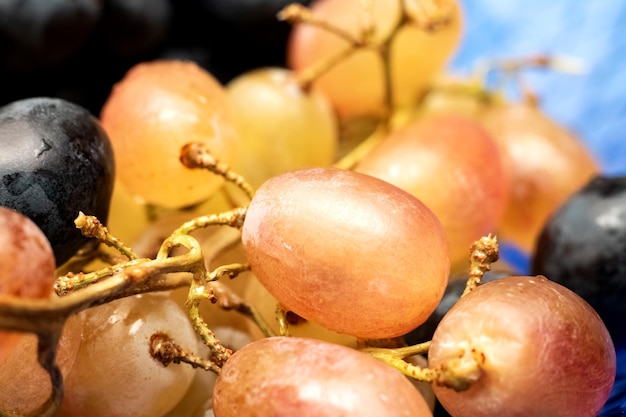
[
  {"left": 0, "top": 206, "right": 56, "bottom": 362},
  {"left": 100, "top": 60, "right": 239, "bottom": 209},
  {"left": 241, "top": 167, "right": 450, "bottom": 339},
  {"left": 213, "top": 336, "right": 433, "bottom": 417},
  {"left": 429, "top": 275, "right": 616, "bottom": 417},
  {"left": 479, "top": 100, "right": 599, "bottom": 252}
]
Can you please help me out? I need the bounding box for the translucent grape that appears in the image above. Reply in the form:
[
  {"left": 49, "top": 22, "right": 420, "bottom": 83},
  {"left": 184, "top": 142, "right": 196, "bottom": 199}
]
[
  {"left": 213, "top": 336, "right": 433, "bottom": 416},
  {"left": 241, "top": 167, "right": 449, "bottom": 339},
  {"left": 227, "top": 67, "right": 338, "bottom": 190},
  {"left": 287, "top": 0, "right": 463, "bottom": 119},
  {"left": 100, "top": 60, "right": 239, "bottom": 208},
  {"left": 60, "top": 293, "right": 198, "bottom": 417}
]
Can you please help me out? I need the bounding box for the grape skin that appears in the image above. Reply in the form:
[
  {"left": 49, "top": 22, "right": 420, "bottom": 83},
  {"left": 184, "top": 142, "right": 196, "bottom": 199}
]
[
  {"left": 0, "top": 97, "right": 116, "bottom": 265},
  {"left": 227, "top": 67, "right": 338, "bottom": 190},
  {"left": 287, "top": 0, "right": 463, "bottom": 119},
  {"left": 213, "top": 336, "right": 433, "bottom": 417},
  {"left": 479, "top": 102, "right": 599, "bottom": 252},
  {"left": 429, "top": 276, "right": 616, "bottom": 417},
  {"left": 60, "top": 293, "right": 198, "bottom": 417},
  {"left": 100, "top": 60, "right": 239, "bottom": 208},
  {"left": 241, "top": 167, "right": 450, "bottom": 339},
  {"left": 354, "top": 114, "right": 509, "bottom": 270},
  {"left": 0, "top": 206, "right": 56, "bottom": 362}
]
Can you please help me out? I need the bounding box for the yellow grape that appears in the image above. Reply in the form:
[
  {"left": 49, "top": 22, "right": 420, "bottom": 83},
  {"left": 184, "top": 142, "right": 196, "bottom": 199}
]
[
  {"left": 100, "top": 60, "right": 239, "bottom": 208},
  {"left": 105, "top": 179, "right": 151, "bottom": 246},
  {"left": 287, "top": 0, "right": 463, "bottom": 120},
  {"left": 60, "top": 293, "right": 197, "bottom": 417},
  {"left": 479, "top": 102, "right": 600, "bottom": 252},
  {"left": 227, "top": 67, "right": 338, "bottom": 190}
]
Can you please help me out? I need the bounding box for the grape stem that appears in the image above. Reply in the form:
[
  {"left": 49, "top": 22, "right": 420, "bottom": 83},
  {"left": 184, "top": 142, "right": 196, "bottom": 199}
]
[
  {"left": 275, "top": 304, "right": 292, "bottom": 337},
  {"left": 362, "top": 342, "right": 484, "bottom": 391},
  {"left": 180, "top": 142, "right": 255, "bottom": 201},
  {"left": 461, "top": 234, "right": 499, "bottom": 297},
  {"left": 361, "top": 235, "right": 499, "bottom": 390},
  {"left": 74, "top": 211, "right": 138, "bottom": 260},
  {"left": 0, "top": 202, "right": 253, "bottom": 416},
  {"left": 150, "top": 332, "right": 222, "bottom": 374},
  {"left": 279, "top": 0, "right": 455, "bottom": 122}
]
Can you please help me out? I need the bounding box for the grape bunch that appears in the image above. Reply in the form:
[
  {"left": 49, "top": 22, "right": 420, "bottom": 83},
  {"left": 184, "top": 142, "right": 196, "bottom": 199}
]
[{"left": 0, "top": 1, "right": 622, "bottom": 417}]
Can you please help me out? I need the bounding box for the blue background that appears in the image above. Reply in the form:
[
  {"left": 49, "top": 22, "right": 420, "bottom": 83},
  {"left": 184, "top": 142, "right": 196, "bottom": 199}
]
[
  {"left": 448, "top": 2, "right": 625, "bottom": 414},
  {"left": 451, "top": 0, "right": 626, "bottom": 176}
]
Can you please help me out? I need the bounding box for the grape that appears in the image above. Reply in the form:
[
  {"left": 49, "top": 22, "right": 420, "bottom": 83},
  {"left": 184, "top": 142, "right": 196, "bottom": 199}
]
[
  {"left": 212, "top": 336, "right": 433, "bottom": 416},
  {"left": 241, "top": 167, "right": 449, "bottom": 339},
  {"left": 60, "top": 293, "right": 197, "bottom": 417},
  {"left": 286, "top": 0, "right": 463, "bottom": 120},
  {"left": 100, "top": 60, "right": 239, "bottom": 208},
  {"left": 227, "top": 67, "right": 338, "bottom": 190},
  {"left": 354, "top": 114, "right": 509, "bottom": 270},
  {"left": 0, "top": 315, "right": 82, "bottom": 416},
  {"left": 532, "top": 175, "right": 626, "bottom": 347},
  {"left": 0, "top": 206, "right": 57, "bottom": 361},
  {"left": 0, "top": 207, "right": 56, "bottom": 299},
  {"left": 243, "top": 273, "right": 357, "bottom": 347},
  {"left": 429, "top": 276, "right": 616, "bottom": 417},
  {"left": 0, "top": 97, "right": 115, "bottom": 265},
  {"left": 479, "top": 101, "right": 599, "bottom": 252}
]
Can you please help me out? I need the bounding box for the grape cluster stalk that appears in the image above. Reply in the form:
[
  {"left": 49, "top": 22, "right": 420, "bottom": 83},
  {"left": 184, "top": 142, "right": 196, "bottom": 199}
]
[{"left": 0, "top": 137, "right": 498, "bottom": 417}]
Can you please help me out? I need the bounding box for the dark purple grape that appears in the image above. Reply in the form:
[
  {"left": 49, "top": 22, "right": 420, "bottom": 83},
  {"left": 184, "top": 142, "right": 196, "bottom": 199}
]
[
  {"left": 0, "top": 97, "right": 115, "bottom": 266},
  {"left": 532, "top": 175, "right": 626, "bottom": 347}
]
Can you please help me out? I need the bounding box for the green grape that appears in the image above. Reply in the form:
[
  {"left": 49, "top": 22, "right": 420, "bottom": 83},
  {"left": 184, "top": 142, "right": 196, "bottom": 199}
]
[{"left": 227, "top": 67, "right": 338, "bottom": 190}]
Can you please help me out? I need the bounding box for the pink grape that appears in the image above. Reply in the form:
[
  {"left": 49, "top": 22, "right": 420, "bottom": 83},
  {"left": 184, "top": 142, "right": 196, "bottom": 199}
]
[
  {"left": 213, "top": 336, "right": 433, "bottom": 416},
  {"left": 241, "top": 167, "right": 450, "bottom": 339},
  {"left": 429, "top": 275, "right": 616, "bottom": 417}
]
